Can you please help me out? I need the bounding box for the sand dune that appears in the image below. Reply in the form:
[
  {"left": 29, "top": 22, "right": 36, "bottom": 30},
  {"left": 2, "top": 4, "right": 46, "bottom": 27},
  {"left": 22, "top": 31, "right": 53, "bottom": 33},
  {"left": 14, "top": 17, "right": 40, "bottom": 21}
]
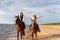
[{"left": 0, "top": 25, "right": 60, "bottom": 40}]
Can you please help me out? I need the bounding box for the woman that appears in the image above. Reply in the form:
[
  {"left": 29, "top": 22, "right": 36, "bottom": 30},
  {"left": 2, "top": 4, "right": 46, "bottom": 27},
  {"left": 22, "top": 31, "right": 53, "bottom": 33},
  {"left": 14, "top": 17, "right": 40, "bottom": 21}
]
[
  {"left": 15, "top": 12, "right": 26, "bottom": 40},
  {"left": 29, "top": 14, "right": 41, "bottom": 39}
]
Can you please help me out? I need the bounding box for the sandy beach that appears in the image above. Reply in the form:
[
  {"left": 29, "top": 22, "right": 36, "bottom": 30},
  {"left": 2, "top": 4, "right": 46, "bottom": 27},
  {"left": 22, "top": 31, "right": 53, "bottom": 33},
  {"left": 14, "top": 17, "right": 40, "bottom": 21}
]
[{"left": 0, "top": 24, "right": 60, "bottom": 40}]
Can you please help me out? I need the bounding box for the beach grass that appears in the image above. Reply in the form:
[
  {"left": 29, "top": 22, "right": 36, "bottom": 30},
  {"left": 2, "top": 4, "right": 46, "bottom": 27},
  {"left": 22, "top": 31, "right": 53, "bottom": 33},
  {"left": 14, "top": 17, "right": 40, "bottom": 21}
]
[{"left": 41, "top": 23, "right": 60, "bottom": 25}]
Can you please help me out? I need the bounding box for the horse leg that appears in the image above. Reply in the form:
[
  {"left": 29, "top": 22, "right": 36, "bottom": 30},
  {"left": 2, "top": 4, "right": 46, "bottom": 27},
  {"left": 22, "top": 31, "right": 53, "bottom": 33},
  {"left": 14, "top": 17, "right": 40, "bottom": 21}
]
[
  {"left": 20, "top": 31, "right": 23, "bottom": 39},
  {"left": 32, "top": 32, "right": 35, "bottom": 40},
  {"left": 32, "top": 32, "right": 34, "bottom": 38},
  {"left": 22, "top": 30, "right": 25, "bottom": 36},
  {"left": 17, "top": 31, "right": 19, "bottom": 40},
  {"left": 16, "top": 25, "right": 19, "bottom": 40},
  {"left": 35, "top": 32, "right": 37, "bottom": 38}
]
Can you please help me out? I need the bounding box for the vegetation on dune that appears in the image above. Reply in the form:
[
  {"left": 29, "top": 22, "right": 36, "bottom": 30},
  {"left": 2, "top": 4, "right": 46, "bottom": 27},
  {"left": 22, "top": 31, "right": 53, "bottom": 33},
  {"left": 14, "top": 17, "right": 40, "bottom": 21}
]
[{"left": 41, "top": 23, "right": 60, "bottom": 25}]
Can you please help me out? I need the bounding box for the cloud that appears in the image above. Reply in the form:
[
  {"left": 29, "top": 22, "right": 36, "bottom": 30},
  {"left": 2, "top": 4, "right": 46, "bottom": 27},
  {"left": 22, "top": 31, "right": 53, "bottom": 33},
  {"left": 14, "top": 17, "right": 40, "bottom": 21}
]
[
  {"left": 0, "top": 0, "right": 60, "bottom": 24},
  {"left": 0, "top": 0, "right": 24, "bottom": 14},
  {"left": 0, "top": 0, "right": 60, "bottom": 13},
  {"left": 22, "top": 5, "right": 60, "bottom": 16},
  {"left": 23, "top": 0, "right": 60, "bottom": 8},
  {"left": 0, "top": 10, "right": 14, "bottom": 24}
]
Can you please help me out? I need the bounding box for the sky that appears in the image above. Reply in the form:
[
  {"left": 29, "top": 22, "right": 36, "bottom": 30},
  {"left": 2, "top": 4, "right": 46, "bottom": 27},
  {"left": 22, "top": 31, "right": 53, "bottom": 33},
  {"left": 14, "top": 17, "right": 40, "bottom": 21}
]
[{"left": 0, "top": 0, "right": 60, "bottom": 25}]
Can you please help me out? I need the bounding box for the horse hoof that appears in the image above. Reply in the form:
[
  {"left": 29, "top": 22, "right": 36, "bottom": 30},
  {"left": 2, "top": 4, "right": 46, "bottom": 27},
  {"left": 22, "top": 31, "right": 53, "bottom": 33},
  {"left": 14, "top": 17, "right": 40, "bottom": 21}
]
[{"left": 32, "top": 38, "right": 34, "bottom": 40}]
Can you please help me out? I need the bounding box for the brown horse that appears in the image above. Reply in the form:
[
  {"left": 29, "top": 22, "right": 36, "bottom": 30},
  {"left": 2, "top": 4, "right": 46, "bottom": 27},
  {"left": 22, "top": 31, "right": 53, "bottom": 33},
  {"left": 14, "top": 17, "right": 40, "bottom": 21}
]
[
  {"left": 15, "top": 16, "right": 26, "bottom": 40},
  {"left": 29, "top": 21, "right": 40, "bottom": 39}
]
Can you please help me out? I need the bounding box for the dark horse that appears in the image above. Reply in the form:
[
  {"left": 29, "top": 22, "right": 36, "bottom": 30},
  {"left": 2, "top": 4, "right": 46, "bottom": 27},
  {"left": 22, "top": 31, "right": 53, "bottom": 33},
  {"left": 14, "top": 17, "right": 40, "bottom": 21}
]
[
  {"left": 29, "top": 21, "right": 40, "bottom": 39},
  {"left": 15, "top": 16, "right": 26, "bottom": 40}
]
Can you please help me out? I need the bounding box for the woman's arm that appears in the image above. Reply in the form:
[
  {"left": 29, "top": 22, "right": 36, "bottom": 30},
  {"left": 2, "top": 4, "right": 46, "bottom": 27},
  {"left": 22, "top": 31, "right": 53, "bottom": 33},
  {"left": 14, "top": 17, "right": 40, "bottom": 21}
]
[{"left": 36, "top": 15, "right": 42, "bottom": 19}]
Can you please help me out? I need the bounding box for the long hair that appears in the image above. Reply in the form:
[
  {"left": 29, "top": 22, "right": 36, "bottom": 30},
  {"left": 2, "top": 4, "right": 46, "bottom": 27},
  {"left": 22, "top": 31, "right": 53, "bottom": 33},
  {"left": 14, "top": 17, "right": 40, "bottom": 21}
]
[{"left": 34, "top": 15, "right": 37, "bottom": 20}]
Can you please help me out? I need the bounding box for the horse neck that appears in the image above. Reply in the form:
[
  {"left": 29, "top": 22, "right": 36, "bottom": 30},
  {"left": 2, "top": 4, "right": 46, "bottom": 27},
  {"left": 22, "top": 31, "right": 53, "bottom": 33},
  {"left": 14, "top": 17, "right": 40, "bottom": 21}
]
[{"left": 32, "top": 22, "right": 35, "bottom": 28}]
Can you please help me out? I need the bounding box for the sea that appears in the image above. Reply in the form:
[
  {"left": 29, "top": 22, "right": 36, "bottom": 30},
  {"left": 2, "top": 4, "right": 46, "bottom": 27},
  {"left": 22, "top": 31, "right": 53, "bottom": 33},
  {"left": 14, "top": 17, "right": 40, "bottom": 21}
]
[{"left": 0, "top": 24, "right": 29, "bottom": 40}]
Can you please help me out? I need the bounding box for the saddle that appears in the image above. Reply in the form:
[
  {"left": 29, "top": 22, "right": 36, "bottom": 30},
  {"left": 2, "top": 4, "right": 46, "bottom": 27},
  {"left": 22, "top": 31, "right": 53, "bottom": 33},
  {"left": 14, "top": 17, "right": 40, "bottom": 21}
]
[{"left": 19, "top": 21, "right": 26, "bottom": 30}]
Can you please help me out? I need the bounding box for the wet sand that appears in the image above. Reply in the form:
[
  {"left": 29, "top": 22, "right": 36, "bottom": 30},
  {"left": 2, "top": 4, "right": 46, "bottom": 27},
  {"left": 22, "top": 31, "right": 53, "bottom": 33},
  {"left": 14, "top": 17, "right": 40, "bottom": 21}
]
[{"left": 0, "top": 24, "right": 60, "bottom": 40}]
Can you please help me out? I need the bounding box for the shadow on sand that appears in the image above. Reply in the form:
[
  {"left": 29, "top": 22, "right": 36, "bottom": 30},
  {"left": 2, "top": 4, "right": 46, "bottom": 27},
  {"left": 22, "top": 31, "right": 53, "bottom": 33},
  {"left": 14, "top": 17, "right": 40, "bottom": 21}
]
[{"left": 35, "top": 34, "right": 60, "bottom": 40}]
